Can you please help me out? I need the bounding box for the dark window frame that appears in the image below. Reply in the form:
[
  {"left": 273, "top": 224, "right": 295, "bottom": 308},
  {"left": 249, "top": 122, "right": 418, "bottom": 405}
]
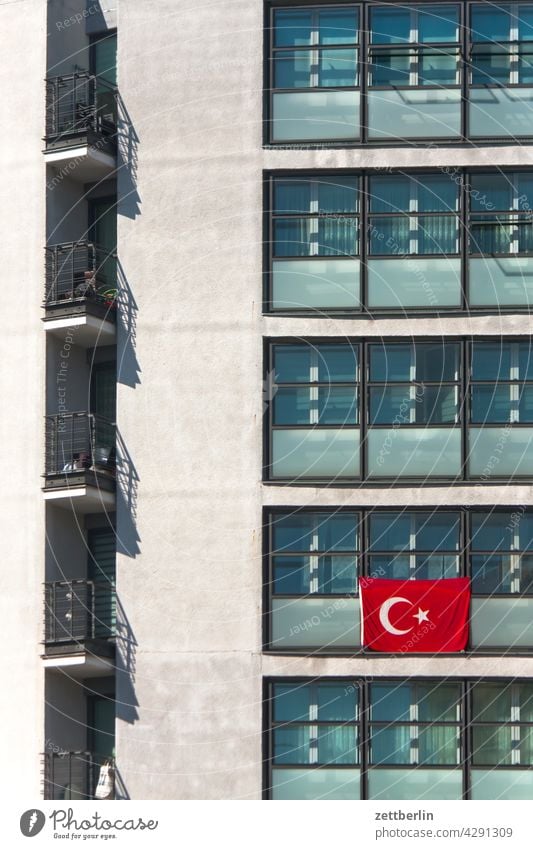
[
  {"left": 265, "top": 1, "right": 533, "bottom": 146},
  {"left": 264, "top": 676, "right": 533, "bottom": 799},
  {"left": 263, "top": 507, "right": 533, "bottom": 655},
  {"left": 264, "top": 169, "right": 533, "bottom": 316}
]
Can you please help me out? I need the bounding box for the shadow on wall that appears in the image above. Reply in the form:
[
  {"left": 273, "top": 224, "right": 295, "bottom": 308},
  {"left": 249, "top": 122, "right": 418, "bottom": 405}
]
[
  {"left": 115, "top": 427, "right": 140, "bottom": 558},
  {"left": 116, "top": 93, "right": 140, "bottom": 220},
  {"left": 117, "top": 259, "right": 141, "bottom": 389},
  {"left": 115, "top": 594, "right": 139, "bottom": 736}
]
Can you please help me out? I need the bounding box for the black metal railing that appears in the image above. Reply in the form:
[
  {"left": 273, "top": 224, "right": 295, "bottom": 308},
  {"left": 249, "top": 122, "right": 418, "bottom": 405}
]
[
  {"left": 45, "top": 413, "right": 116, "bottom": 477},
  {"left": 43, "top": 752, "right": 115, "bottom": 800},
  {"left": 44, "top": 241, "right": 117, "bottom": 306},
  {"left": 44, "top": 580, "right": 116, "bottom": 644},
  {"left": 45, "top": 72, "right": 116, "bottom": 142}
]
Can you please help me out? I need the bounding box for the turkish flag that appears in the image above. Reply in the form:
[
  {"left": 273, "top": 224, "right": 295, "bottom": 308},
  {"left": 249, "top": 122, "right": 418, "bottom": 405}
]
[{"left": 360, "top": 578, "right": 470, "bottom": 653}]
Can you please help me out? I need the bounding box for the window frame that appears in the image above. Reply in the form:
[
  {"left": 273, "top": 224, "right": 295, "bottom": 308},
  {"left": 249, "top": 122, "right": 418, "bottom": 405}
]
[
  {"left": 265, "top": 169, "right": 533, "bottom": 316},
  {"left": 265, "top": 337, "right": 533, "bottom": 485},
  {"left": 264, "top": 677, "right": 533, "bottom": 799},
  {"left": 265, "top": 1, "right": 533, "bottom": 145},
  {"left": 263, "top": 507, "right": 533, "bottom": 657}
]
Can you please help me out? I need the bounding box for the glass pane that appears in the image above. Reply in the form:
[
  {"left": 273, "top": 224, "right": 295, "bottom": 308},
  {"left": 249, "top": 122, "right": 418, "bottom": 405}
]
[
  {"left": 369, "top": 385, "right": 457, "bottom": 424},
  {"left": 418, "top": 683, "right": 461, "bottom": 721},
  {"left": 272, "top": 258, "right": 361, "bottom": 310},
  {"left": 318, "top": 217, "right": 358, "bottom": 255},
  {"left": 271, "top": 597, "right": 360, "bottom": 649},
  {"left": 273, "top": 386, "right": 358, "bottom": 425},
  {"left": 369, "top": 553, "right": 410, "bottom": 579},
  {"left": 371, "top": 7, "right": 410, "bottom": 43},
  {"left": 520, "top": 683, "right": 533, "bottom": 721},
  {"left": 370, "top": 52, "right": 410, "bottom": 86},
  {"left": 418, "top": 176, "right": 459, "bottom": 212},
  {"left": 368, "top": 216, "right": 409, "bottom": 255},
  {"left": 471, "top": 597, "right": 533, "bottom": 646},
  {"left": 368, "top": 768, "right": 462, "bottom": 800},
  {"left": 469, "top": 88, "right": 533, "bottom": 138},
  {"left": 272, "top": 511, "right": 359, "bottom": 553},
  {"left": 419, "top": 6, "right": 459, "bottom": 42},
  {"left": 370, "top": 726, "right": 411, "bottom": 764},
  {"left": 471, "top": 6, "right": 510, "bottom": 42},
  {"left": 371, "top": 683, "right": 411, "bottom": 721},
  {"left": 420, "top": 50, "right": 458, "bottom": 85},
  {"left": 417, "top": 343, "right": 459, "bottom": 381},
  {"left": 271, "top": 428, "right": 360, "bottom": 478},
  {"left": 366, "top": 427, "right": 462, "bottom": 478},
  {"left": 471, "top": 342, "right": 511, "bottom": 380},
  {"left": 418, "top": 726, "right": 459, "bottom": 765},
  {"left": 369, "top": 343, "right": 458, "bottom": 382},
  {"left": 369, "top": 511, "right": 460, "bottom": 552},
  {"left": 472, "top": 553, "right": 513, "bottom": 593},
  {"left": 471, "top": 385, "right": 513, "bottom": 423},
  {"left": 274, "top": 52, "right": 312, "bottom": 88},
  {"left": 274, "top": 218, "right": 314, "bottom": 256},
  {"left": 469, "top": 256, "right": 533, "bottom": 307},
  {"left": 318, "top": 178, "right": 358, "bottom": 212},
  {"left": 319, "top": 49, "right": 358, "bottom": 87},
  {"left": 520, "top": 53, "right": 533, "bottom": 84},
  {"left": 470, "top": 174, "right": 511, "bottom": 212},
  {"left": 272, "top": 344, "right": 358, "bottom": 384},
  {"left": 367, "top": 89, "right": 462, "bottom": 140},
  {"left": 271, "top": 767, "right": 360, "bottom": 800},
  {"left": 471, "top": 48, "right": 511, "bottom": 85},
  {"left": 318, "top": 684, "right": 359, "bottom": 722},
  {"left": 318, "top": 8, "right": 358, "bottom": 45},
  {"left": 418, "top": 216, "right": 458, "bottom": 254},
  {"left": 472, "top": 727, "right": 512, "bottom": 766},
  {"left": 472, "top": 683, "right": 511, "bottom": 722},
  {"left": 273, "top": 345, "right": 311, "bottom": 382},
  {"left": 273, "top": 726, "right": 311, "bottom": 764},
  {"left": 317, "top": 345, "right": 358, "bottom": 382},
  {"left": 414, "top": 553, "right": 460, "bottom": 579},
  {"left": 273, "top": 555, "right": 357, "bottom": 594},
  {"left": 93, "top": 33, "right": 117, "bottom": 85},
  {"left": 317, "top": 725, "right": 358, "bottom": 763},
  {"left": 471, "top": 769, "right": 533, "bottom": 801},
  {"left": 472, "top": 511, "right": 533, "bottom": 551},
  {"left": 272, "top": 90, "right": 360, "bottom": 141},
  {"left": 370, "top": 176, "right": 411, "bottom": 212},
  {"left": 367, "top": 257, "right": 462, "bottom": 308},
  {"left": 274, "top": 683, "right": 311, "bottom": 721},
  {"left": 274, "top": 181, "right": 312, "bottom": 213},
  {"left": 274, "top": 9, "right": 313, "bottom": 47}
]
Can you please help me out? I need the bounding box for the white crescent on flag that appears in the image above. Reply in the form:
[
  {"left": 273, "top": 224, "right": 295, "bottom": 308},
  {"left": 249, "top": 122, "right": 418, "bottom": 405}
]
[{"left": 379, "top": 596, "right": 413, "bottom": 636}]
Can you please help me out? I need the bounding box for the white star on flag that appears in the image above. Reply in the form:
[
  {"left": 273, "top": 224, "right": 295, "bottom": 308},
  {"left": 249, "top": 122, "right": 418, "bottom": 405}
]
[{"left": 413, "top": 608, "right": 430, "bottom": 624}]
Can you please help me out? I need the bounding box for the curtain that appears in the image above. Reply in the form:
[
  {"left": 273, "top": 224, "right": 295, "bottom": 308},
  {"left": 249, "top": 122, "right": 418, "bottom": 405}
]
[
  {"left": 419, "top": 726, "right": 459, "bottom": 765},
  {"left": 318, "top": 217, "right": 358, "bottom": 255},
  {"left": 318, "top": 725, "right": 358, "bottom": 764},
  {"left": 418, "top": 215, "right": 458, "bottom": 254}
]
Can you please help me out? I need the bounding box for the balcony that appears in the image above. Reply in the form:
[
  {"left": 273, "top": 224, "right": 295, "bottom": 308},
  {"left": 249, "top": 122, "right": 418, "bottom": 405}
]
[
  {"left": 44, "top": 413, "right": 116, "bottom": 511},
  {"left": 43, "top": 242, "right": 117, "bottom": 345},
  {"left": 44, "top": 72, "right": 116, "bottom": 181},
  {"left": 43, "top": 580, "right": 115, "bottom": 676},
  {"left": 43, "top": 752, "right": 115, "bottom": 800}
]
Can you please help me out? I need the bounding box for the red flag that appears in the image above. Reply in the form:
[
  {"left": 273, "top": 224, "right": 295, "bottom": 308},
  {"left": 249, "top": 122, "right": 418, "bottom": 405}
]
[{"left": 360, "top": 578, "right": 470, "bottom": 653}]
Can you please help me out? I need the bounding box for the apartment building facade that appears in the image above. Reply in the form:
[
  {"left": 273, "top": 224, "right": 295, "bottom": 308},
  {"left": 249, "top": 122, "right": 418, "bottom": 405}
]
[{"left": 2, "top": 0, "right": 533, "bottom": 802}]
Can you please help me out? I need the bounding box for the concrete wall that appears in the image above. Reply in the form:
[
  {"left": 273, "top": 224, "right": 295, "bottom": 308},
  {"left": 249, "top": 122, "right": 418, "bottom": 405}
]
[
  {"left": 113, "top": 0, "right": 533, "bottom": 800},
  {"left": 0, "top": 0, "right": 47, "bottom": 802}
]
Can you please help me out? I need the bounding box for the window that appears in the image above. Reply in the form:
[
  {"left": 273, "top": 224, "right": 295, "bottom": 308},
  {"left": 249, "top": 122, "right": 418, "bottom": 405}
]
[
  {"left": 368, "top": 511, "right": 461, "bottom": 580},
  {"left": 270, "top": 176, "right": 360, "bottom": 309},
  {"left": 469, "top": 341, "right": 533, "bottom": 478},
  {"left": 471, "top": 511, "right": 533, "bottom": 594},
  {"left": 265, "top": 508, "right": 533, "bottom": 653},
  {"left": 266, "top": 338, "right": 533, "bottom": 482},
  {"left": 270, "top": 6, "right": 360, "bottom": 141},
  {"left": 268, "top": 510, "right": 360, "bottom": 650},
  {"left": 471, "top": 682, "right": 533, "bottom": 798},
  {"left": 367, "top": 4, "right": 462, "bottom": 139},
  {"left": 366, "top": 341, "right": 462, "bottom": 478},
  {"left": 268, "top": 169, "right": 533, "bottom": 313},
  {"left": 266, "top": 679, "right": 533, "bottom": 799},
  {"left": 268, "top": 342, "right": 360, "bottom": 480},
  {"left": 267, "top": 2, "right": 533, "bottom": 143},
  {"left": 269, "top": 681, "right": 360, "bottom": 799}
]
